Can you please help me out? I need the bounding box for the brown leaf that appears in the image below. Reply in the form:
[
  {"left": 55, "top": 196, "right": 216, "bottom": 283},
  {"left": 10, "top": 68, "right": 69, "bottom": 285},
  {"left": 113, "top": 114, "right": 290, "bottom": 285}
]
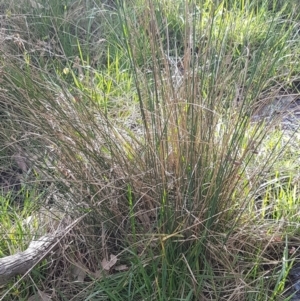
[
  {"left": 94, "top": 269, "right": 105, "bottom": 279},
  {"left": 101, "top": 254, "right": 118, "bottom": 271},
  {"left": 27, "top": 290, "right": 51, "bottom": 301},
  {"left": 72, "top": 265, "right": 86, "bottom": 282},
  {"left": 114, "top": 264, "right": 129, "bottom": 271},
  {"left": 13, "top": 153, "right": 28, "bottom": 172}
]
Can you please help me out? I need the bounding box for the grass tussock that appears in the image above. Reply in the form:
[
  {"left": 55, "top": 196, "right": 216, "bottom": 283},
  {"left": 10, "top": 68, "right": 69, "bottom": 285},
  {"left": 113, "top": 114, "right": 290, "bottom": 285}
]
[{"left": 1, "top": 0, "right": 300, "bottom": 300}]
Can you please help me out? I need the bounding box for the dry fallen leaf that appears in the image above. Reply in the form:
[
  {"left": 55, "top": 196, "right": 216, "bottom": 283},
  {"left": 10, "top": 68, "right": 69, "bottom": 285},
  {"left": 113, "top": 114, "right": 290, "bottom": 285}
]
[
  {"left": 27, "top": 290, "right": 51, "bottom": 301},
  {"left": 101, "top": 254, "right": 118, "bottom": 271},
  {"left": 72, "top": 265, "right": 86, "bottom": 282},
  {"left": 114, "top": 264, "right": 129, "bottom": 271},
  {"left": 29, "top": 0, "right": 44, "bottom": 9},
  {"left": 94, "top": 269, "right": 104, "bottom": 279}
]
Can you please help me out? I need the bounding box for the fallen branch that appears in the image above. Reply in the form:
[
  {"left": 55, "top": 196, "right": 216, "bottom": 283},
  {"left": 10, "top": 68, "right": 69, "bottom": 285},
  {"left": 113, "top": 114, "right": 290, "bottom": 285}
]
[
  {"left": 0, "top": 215, "right": 84, "bottom": 289},
  {"left": 0, "top": 234, "right": 58, "bottom": 285}
]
